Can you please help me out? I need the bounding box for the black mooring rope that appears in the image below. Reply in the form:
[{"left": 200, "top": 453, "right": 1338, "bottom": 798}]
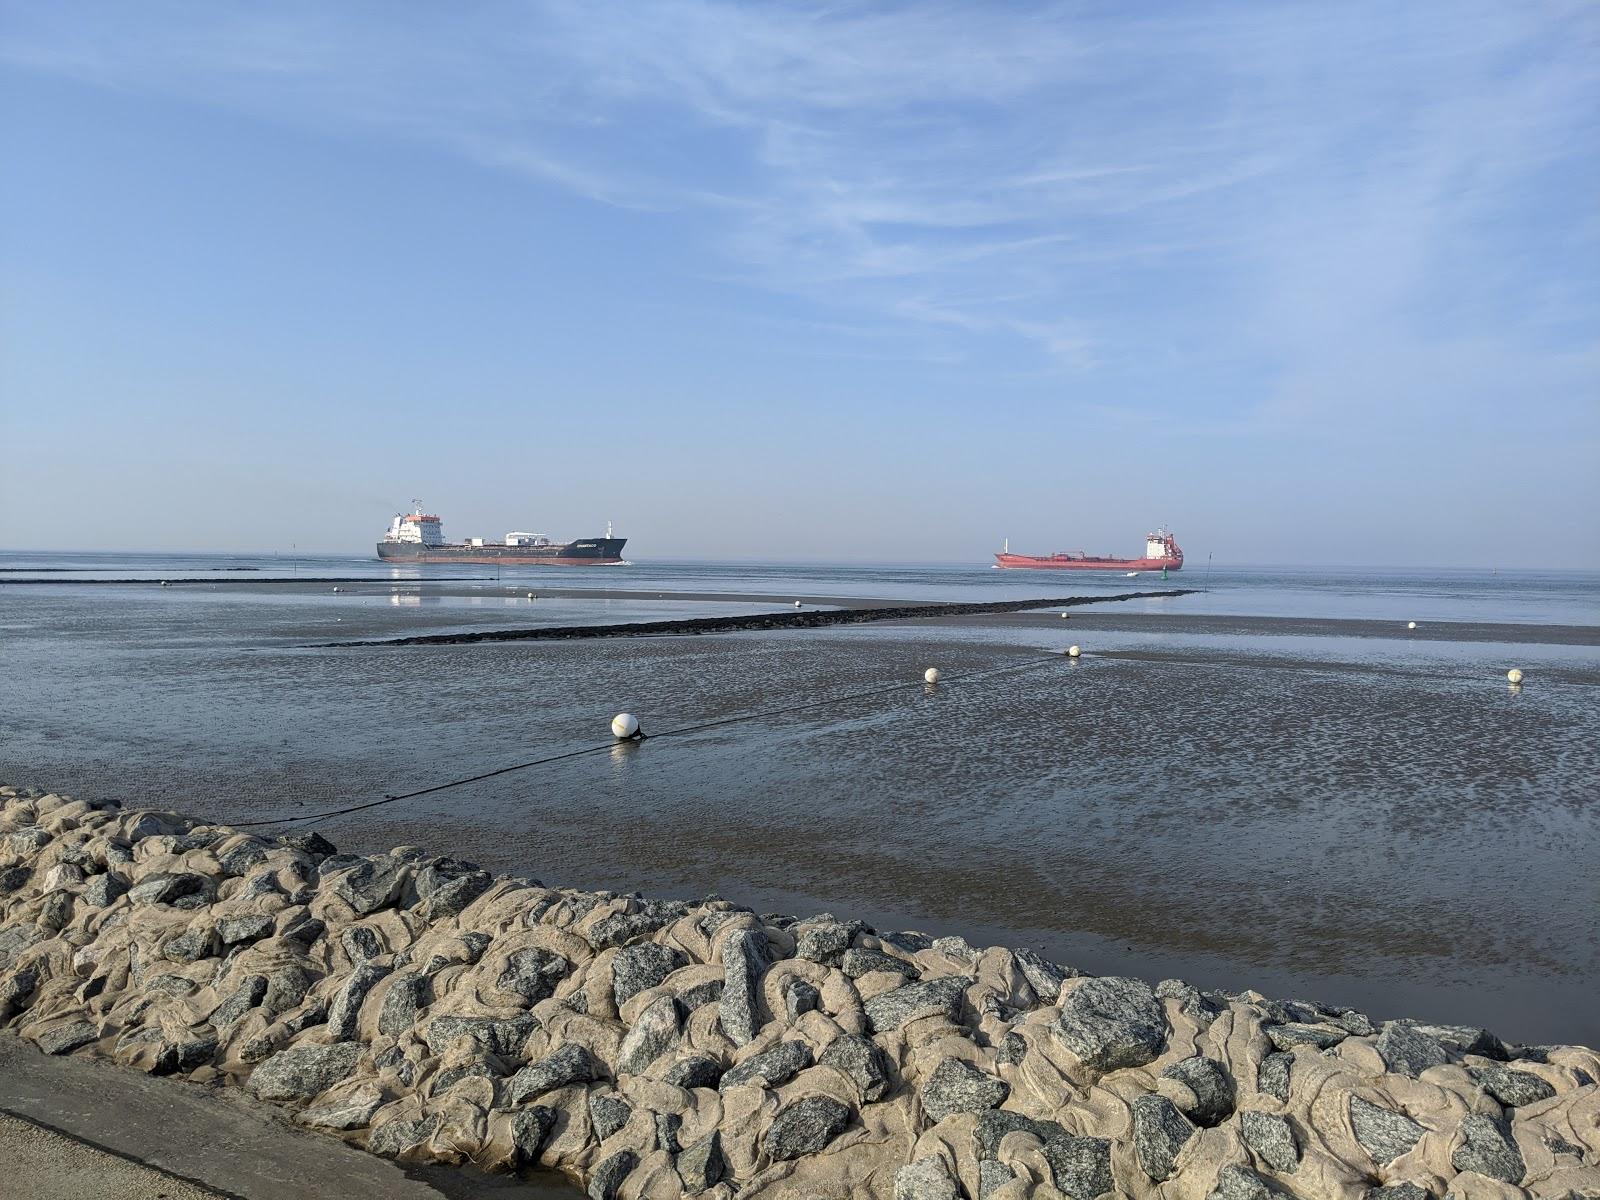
[{"left": 226, "top": 652, "right": 1079, "bottom": 831}]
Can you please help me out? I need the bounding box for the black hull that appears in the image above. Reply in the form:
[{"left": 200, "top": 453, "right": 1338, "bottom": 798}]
[{"left": 376, "top": 537, "right": 627, "bottom": 565}]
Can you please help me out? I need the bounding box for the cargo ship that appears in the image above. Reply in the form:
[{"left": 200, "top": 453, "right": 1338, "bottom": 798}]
[
  {"left": 994, "top": 528, "right": 1183, "bottom": 571},
  {"left": 376, "top": 504, "right": 627, "bottom": 565}
]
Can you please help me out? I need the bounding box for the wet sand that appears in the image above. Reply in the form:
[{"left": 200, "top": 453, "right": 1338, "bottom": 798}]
[{"left": 2, "top": 584, "right": 1596, "bottom": 1046}]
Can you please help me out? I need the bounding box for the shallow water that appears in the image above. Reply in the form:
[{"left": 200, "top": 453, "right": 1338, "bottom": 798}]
[{"left": 1, "top": 552, "right": 1596, "bottom": 1044}]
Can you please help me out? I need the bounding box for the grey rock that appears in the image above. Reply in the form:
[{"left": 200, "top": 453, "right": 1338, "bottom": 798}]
[
  {"left": 586, "top": 1149, "right": 637, "bottom": 1200},
  {"left": 1133, "top": 1094, "right": 1196, "bottom": 1181},
  {"left": 218, "top": 914, "right": 274, "bottom": 945},
  {"left": 676, "top": 978, "right": 722, "bottom": 1011},
  {"left": 0, "top": 966, "right": 40, "bottom": 1021},
  {"left": 1415, "top": 1023, "right": 1509, "bottom": 1061},
  {"left": 276, "top": 912, "right": 326, "bottom": 949},
  {"left": 880, "top": 930, "right": 935, "bottom": 953},
  {"left": 721, "top": 1040, "right": 813, "bottom": 1091},
  {"left": 460, "top": 931, "right": 491, "bottom": 962},
  {"left": 249, "top": 1041, "right": 363, "bottom": 1101},
  {"left": 1240, "top": 1110, "right": 1299, "bottom": 1173},
  {"left": 617, "top": 995, "right": 680, "bottom": 1075},
  {"left": 1364, "top": 1185, "right": 1433, "bottom": 1200},
  {"left": 1208, "top": 1164, "right": 1271, "bottom": 1200},
  {"left": 932, "top": 935, "right": 978, "bottom": 965},
  {"left": 718, "top": 928, "right": 767, "bottom": 1047},
  {"left": 328, "top": 963, "right": 390, "bottom": 1042},
  {"left": 509, "top": 1043, "right": 604, "bottom": 1102},
  {"left": 127, "top": 872, "right": 211, "bottom": 906},
  {"left": 496, "top": 947, "right": 570, "bottom": 1005},
  {"left": 162, "top": 925, "right": 217, "bottom": 963},
  {"left": 424, "top": 1013, "right": 538, "bottom": 1058},
  {"left": 217, "top": 840, "right": 269, "bottom": 877},
  {"left": 0, "top": 865, "right": 32, "bottom": 894},
  {"left": 1040, "top": 1134, "right": 1114, "bottom": 1200},
  {"left": 1257, "top": 1052, "right": 1292, "bottom": 1101},
  {"left": 676, "top": 1129, "right": 725, "bottom": 1192},
  {"left": 378, "top": 973, "right": 429, "bottom": 1037},
  {"left": 611, "top": 942, "right": 687, "bottom": 1009},
  {"left": 35, "top": 1020, "right": 99, "bottom": 1055},
  {"left": 1451, "top": 1114, "right": 1524, "bottom": 1184},
  {"left": 1014, "top": 947, "right": 1074, "bottom": 1001},
  {"left": 1470, "top": 1065, "right": 1555, "bottom": 1107},
  {"left": 367, "top": 1114, "right": 439, "bottom": 1159},
  {"left": 586, "top": 908, "right": 672, "bottom": 950},
  {"left": 262, "top": 965, "right": 314, "bottom": 1018},
  {"left": 997, "top": 1031, "right": 1027, "bottom": 1066},
  {"left": 764, "top": 1095, "right": 851, "bottom": 1161},
  {"left": 1336, "top": 1009, "right": 1377, "bottom": 1036},
  {"left": 979, "top": 1161, "right": 1016, "bottom": 1199},
  {"left": 506, "top": 1106, "right": 556, "bottom": 1164},
  {"left": 1349, "top": 1096, "right": 1425, "bottom": 1164},
  {"left": 1265, "top": 1022, "right": 1347, "bottom": 1051},
  {"left": 818, "top": 1033, "right": 893, "bottom": 1101},
  {"left": 297, "top": 1088, "right": 384, "bottom": 1131},
  {"left": 653, "top": 1110, "right": 682, "bottom": 1154},
  {"left": 842, "top": 946, "right": 919, "bottom": 980},
  {"left": 863, "top": 975, "right": 972, "bottom": 1033},
  {"left": 1054, "top": 976, "right": 1170, "bottom": 1073},
  {"left": 281, "top": 831, "right": 336, "bottom": 858},
  {"left": 211, "top": 975, "right": 268, "bottom": 1027},
  {"left": 331, "top": 857, "right": 406, "bottom": 916},
  {"left": 784, "top": 979, "right": 820, "bottom": 1022},
  {"left": 894, "top": 1155, "right": 960, "bottom": 1200},
  {"left": 1161, "top": 1056, "right": 1236, "bottom": 1126},
  {"left": 340, "top": 926, "right": 382, "bottom": 962},
  {"left": 590, "top": 1093, "right": 632, "bottom": 1140},
  {"left": 662, "top": 1054, "right": 724, "bottom": 1090},
  {"left": 973, "top": 1110, "right": 1066, "bottom": 1159},
  {"left": 919, "top": 1057, "right": 1009, "bottom": 1124},
  {"left": 794, "top": 920, "right": 862, "bottom": 966},
  {"left": 1376, "top": 1022, "right": 1448, "bottom": 1078},
  {"left": 80, "top": 873, "right": 129, "bottom": 907}
]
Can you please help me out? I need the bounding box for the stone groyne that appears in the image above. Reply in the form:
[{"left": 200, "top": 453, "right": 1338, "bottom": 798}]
[
  {"left": 1, "top": 786, "right": 1596, "bottom": 1200},
  {"left": 315, "top": 590, "right": 1196, "bottom": 647}
]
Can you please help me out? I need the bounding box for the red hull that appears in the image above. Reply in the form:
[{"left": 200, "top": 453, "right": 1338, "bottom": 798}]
[
  {"left": 390, "top": 555, "right": 626, "bottom": 566},
  {"left": 994, "top": 553, "right": 1180, "bottom": 570}
]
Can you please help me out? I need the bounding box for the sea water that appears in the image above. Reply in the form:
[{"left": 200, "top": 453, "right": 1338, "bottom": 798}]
[{"left": 2, "top": 552, "right": 1596, "bottom": 1043}]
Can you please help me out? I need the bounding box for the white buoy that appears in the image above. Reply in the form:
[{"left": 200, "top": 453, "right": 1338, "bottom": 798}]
[
  {"left": 527, "top": 592, "right": 536, "bottom": 600},
  {"left": 1407, "top": 621, "right": 1417, "bottom": 630},
  {"left": 794, "top": 600, "right": 802, "bottom": 608},
  {"left": 610, "top": 712, "right": 640, "bottom": 739},
  {"left": 1507, "top": 668, "right": 1524, "bottom": 685},
  {"left": 1067, "top": 645, "right": 1081, "bottom": 658},
  {"left": 160, "top": 580, "right": 170, "bottom": 588},
  {"left": 332, "top": 586, "right": 341, "bottom": 593},
  {"left": 924, "top": 667, "right": 941, "bottom": 684},
  {"left": 1060, "top": 612, "right": 1069, "bottom": 619}
]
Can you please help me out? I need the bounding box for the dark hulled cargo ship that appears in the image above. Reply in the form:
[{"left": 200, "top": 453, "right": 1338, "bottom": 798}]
[{"left": 377, "top": 504, "right": 627, "bottom": 565}]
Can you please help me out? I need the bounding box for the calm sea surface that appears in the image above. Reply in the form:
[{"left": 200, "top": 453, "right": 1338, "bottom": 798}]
[{"left": 2, "top": 551, "right": 1596, "bottom": 1044}]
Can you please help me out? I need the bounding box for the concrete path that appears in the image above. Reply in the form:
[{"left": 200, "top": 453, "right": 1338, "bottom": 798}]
[{"left": 0, "top": 1035, "right": 578, "bottom": 1199}]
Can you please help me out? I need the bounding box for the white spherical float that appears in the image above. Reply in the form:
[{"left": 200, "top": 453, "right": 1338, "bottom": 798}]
[
  {"left": 1067, "top": 645, "right": 1081, "bottom": 658},
  {"left": 1507, "top": 668, "right": 1524, "bottom": 685},
  {"left": 1407, "top": 621, "right": 1417, "bottom": 630},
  {"left": 794, "top": 600, "right": 803, "bottom": 608},
  {"left": 924, "top": 667, "right": 941, "bottom": 684},
  {"left": 610, "top": 712, "right": 640, "bottom": 739}
]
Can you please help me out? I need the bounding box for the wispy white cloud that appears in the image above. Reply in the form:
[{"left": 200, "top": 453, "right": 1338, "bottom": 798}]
[{"left": 2, "top": 0, "right": 1595, "bottom": 413}]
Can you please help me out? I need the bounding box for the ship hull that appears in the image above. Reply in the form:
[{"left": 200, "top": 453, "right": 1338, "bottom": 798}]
[
  {"left": 994, "top": 553, "right": 1181, "bottom": 570},
  {"left": 378, "top": 537, "right": 627, "bottom": 565}
]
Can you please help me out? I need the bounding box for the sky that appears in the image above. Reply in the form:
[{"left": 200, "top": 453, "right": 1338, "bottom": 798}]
[{"left": 1, "top": 1, "right": 1596, "bottom": 566}]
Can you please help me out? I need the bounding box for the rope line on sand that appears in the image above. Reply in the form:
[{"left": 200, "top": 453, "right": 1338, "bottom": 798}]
[{"left": 227, "top": 652, "right": 1077, "bottom": 830}]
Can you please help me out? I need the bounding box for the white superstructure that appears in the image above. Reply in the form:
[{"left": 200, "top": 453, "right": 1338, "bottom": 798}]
[{"left": 383, "top": 502, "right": 446, "bottom": 547}]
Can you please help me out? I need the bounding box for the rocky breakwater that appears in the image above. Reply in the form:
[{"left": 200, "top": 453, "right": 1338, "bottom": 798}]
[{"left": 1, "top": 786, "right": 1597, "bottom": 1200}]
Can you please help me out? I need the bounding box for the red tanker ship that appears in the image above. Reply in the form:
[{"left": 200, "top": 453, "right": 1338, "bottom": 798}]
[{"left": 994, "top": 528, "right": 1183, "bottom": 571}]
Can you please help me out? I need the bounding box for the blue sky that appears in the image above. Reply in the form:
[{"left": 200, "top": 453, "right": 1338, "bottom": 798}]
[{"left": 1, "top": 1, "right": 1595, "bottom": 565}]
